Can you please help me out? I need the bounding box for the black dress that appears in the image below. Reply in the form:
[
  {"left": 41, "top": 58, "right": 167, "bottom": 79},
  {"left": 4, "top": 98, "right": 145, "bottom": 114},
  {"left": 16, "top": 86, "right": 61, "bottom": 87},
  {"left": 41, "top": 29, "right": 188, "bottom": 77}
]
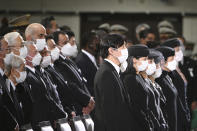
[
  {"left": 155, "top": 70, "right": 178, "bottom": 131},
  {"left": 168, "top": 70, "right": 190, "bottom": 131},
  {"left": 122, "top": 69, "right": 152, "bottom": 131},
  {"left": 148, "top": 79, "right": 169, "bottom": 131}
]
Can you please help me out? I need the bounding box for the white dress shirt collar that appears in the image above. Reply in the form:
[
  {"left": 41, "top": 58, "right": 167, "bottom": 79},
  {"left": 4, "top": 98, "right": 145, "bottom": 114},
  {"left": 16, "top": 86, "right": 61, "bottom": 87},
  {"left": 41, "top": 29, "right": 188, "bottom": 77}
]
[
  {"left": 6, "top": 79, "right": 16, "bottom": 92},
  {"left": 60, "top": 54, "right": 66, "bottom": 60},
  {"left": 25, "top": 65, "right": 35, "bottom": 73},
  {"left": 0, "top": 68, "right": 4, "bottom": 76},
  {"left": 50, "top": 63, "right": 54, "bottom": 68},
  {"left": 82, "top": 49, "right": 98, "bottom": 69},
  {"left": 104, "top": 59, "right": 120, "bottom": 74},
  {"left": 10, "top": 80, "right": 16, "bottom": 91}
]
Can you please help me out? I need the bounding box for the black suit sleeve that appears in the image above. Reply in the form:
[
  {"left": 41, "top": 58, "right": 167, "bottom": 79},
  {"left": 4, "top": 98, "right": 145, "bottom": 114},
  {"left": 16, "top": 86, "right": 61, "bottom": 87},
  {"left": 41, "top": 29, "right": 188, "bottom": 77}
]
[
  {"left": 0, "top": 105, "right": 18, "bottom": 130},
  {"left": 67, "top": 81, "right": 90, "bottom": 107}
]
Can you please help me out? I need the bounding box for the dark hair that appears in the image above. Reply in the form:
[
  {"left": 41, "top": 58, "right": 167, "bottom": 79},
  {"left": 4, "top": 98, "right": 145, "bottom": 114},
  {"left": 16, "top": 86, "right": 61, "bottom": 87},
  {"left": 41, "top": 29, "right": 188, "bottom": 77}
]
[
  {"left": 52, "top": 31, "right": 65, "bottom": 44},
  {"left": 65, "top": 30, "right": 75, "bottom": 39},
  {"left": 41, "top": 16, "right": 55, "bottom": 28},
  {"left": 100, "top": 34, "right": 125, "bottom": 59},
  {"left": 147, "top": 41, "right": 160, "bottom": 48},
  {"left": 139, "top": 29, "right": 154, "bottom": 39},
  {"left": 81, "top": 32, "right": 98, "bottom": 49},
  {"left": 122, "top": 56, "right": 136, "bottom": 75},
  {"left": 60, "top": 25, "right": 71, "bottom": 32},
  {"left": 46, "top": 35, "right": 54, "bottom": 41}
]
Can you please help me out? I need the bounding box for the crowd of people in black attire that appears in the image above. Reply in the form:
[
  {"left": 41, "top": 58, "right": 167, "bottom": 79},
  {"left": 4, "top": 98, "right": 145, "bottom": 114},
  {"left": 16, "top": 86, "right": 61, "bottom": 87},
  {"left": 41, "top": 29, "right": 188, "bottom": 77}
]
[{"left": 0, "top": 15, "right": 196, "bottom": 131}]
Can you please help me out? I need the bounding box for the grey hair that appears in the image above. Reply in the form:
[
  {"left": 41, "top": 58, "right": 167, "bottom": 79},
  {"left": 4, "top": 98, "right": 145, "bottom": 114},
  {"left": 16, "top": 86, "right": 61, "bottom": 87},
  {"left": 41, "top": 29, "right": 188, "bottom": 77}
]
[
  {"left": 4, "top": 32, "right": 22, "bottom": 46},
  {"left": 24, "top": 42, "right": 37, "bottom": 53},
  {"left": 4, "top": 55, "right": 25, "bottom": 77},
  {"left": 11, "top": 55, "right": 25, "bottom": 69}
]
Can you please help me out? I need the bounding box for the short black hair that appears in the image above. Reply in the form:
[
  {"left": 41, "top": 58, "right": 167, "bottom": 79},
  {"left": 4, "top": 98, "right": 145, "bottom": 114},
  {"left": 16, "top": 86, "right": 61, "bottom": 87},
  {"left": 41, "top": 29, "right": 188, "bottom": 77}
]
[
  {"left": 147, "top": 41, "right": 160, "bottom": 48},
  {"left": 60, "top": 25, "right": 71, "bottom": 32},
  {"left": 65, "top": 30, "right": 75, "bottom": 39},
  {"left": 52, "top": 31, "right": 65, "bottom": 45},
  {"left": 139, "top": 29, "right": 154, "bottom": 39},
  {"left": 81, "top": 32, "right": 98, "bottom": 49},
  {"left": 100, "top": 34, "right": 125, "bottom": 59},
  {"left": 46, "top": 35, "right": 54, "bottom": 41},
  {"left": 41, "top": 16, "right": 55, "bottom": 28}
]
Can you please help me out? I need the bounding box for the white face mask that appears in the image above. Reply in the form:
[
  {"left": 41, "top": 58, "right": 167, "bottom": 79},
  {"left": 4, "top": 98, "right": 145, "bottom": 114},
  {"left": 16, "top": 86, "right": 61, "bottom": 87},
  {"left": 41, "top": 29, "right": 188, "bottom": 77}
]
[
  {"left": 166, "top": 59, "right": 177, "bottom": 71},
  {"left": 15, "top": 70, "right": 27, "bottom": 83},
  {"left": 137, "top": 60, "right": 148, "bottom": 72},
  {"left": 41, "top": 55, "right": 51, "bottom": 68},
  {"left": 117, "top": 48, "right": 128, "bottom": 64},
  {"left": 175, "top": 50, "right": 183, "bottom": 62},
  {"left": 32, "top": 53, "right": 42, "bottom": 67},
  {"left": 35, "top": 39, "right": 46, "bottom": 51},
  {"left": 51, "top": 47, "right": 60, "bottom": 61},
  {"left": 4, "top": 53, "right": 13, "bottom": 66},
  {"left": 120, "top": 61, "right": 128, "bottom": 73},
  {"left": 152, "top": 67, "right": 162, "bottom": 78},
  {"left": 146, "top": 62, "right": 156, "bottom": 76},
  {"left": 19, "top": 46, "right": 28, "bottom": 59},
  {"left": 61, "top": 43, "right": 78, "bottom": 58}
]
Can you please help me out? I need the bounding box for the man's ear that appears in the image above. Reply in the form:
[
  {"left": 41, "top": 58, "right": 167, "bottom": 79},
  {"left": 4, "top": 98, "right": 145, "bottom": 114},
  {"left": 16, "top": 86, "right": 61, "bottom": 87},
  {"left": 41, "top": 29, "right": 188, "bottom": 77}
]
[
  {"left": 26, "top": 35, "right": 32, "bottom": 41},
  {"left": 11, "top": 67, "right": 16, "bottom": 76},
  {"left": 108, "top": 47, "right": 114, "bottom": 55},
  {"left": 133, "top": 57, "right": 137, "bottom": 64}
]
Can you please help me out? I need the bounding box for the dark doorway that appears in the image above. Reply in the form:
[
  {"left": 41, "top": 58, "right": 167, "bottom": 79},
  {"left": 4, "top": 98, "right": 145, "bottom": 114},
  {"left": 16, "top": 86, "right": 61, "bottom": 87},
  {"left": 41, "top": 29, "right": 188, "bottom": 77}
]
[{"left": 80, "top": 13, "right": 182, "bottom": 44}]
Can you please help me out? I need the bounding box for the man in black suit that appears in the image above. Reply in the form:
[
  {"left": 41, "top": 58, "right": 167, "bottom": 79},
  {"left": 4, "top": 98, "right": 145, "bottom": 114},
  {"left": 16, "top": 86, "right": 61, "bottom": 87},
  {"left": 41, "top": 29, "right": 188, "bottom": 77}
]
[
  {"left": 75, "top": 32, "right": 99, "bottom": 97},
  {"left": 0, "top": 35, "right": 23, "bottom": 130},
  {"left": 53, "top": 31, "right": 95, "bottom": 115},
  {"left": 24, "top": 43, "right": 67, "bottom": 130},
  {"left": 94, "top": 34, "right": 133, "bottom": 131},
  {"left": 0, "top": 54, "right": 19, "bottom": 131}
]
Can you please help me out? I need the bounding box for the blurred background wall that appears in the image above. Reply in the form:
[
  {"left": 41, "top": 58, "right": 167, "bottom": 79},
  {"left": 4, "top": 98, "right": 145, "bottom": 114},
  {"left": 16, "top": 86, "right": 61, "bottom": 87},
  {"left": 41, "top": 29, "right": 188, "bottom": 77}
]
[{"left": 0, "top": 0, "right": 197, "bottom": 53}]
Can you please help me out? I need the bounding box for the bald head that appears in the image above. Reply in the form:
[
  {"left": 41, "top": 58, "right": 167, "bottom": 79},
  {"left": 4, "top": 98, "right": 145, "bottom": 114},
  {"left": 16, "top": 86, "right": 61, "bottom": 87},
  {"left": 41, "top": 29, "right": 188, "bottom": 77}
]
[{"left": 25, "top": 23, "right": 47, "bottom": 41}]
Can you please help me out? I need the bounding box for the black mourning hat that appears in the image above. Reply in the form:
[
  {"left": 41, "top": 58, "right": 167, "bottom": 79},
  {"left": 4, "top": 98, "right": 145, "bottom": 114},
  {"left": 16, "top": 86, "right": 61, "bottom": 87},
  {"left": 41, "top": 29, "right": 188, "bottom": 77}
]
[
  {"left": 148, "top": 49, "right": 164, "bottom": 64},
  {"left": 161, "top": 38, "right": 180, "bottom": 48},
  {"left": 156, "top": 46, "right": 175, "bottom": 61},
  {"left": 128, "top": 44, "right": 149, "bottom": 58}
]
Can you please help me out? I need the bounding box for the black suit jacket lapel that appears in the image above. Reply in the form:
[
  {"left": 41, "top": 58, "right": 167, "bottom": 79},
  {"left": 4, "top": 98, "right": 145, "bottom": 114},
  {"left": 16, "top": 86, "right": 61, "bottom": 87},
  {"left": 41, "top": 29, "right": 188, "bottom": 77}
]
[
  {"left": 0, "top": 75, "right": 14, "bottom": 103},
  {"left": 81, "top": 52, "right": 98, "bottom": 70},
  {"left": 105, "top": 61, "right": 128, "bottom": 102}
]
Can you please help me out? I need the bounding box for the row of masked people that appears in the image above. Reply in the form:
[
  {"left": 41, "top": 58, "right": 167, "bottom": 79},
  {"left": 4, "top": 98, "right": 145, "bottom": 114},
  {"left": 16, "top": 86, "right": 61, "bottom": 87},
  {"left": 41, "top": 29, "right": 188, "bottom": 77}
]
[
  {"left": 94, "top": 34, "right": 191, "bottom": 131},
  {"left": 0, "top": 23, "right": 95, "bottom": 131}
]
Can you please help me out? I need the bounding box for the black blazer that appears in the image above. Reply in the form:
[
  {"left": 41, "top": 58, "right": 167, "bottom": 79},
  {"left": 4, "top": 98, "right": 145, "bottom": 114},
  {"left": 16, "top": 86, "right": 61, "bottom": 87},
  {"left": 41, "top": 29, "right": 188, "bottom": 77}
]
[
  {"left": 1, "top": 74, "right": 24, "bottom": 126},
  {"left": 16, "top": 81, "right": 33, "bottom": 125},
  {"left": 35, "top": 67, "right": 67, "bottom": 120},
  {"left": 24, "top": 67, "right": 66, "bottom": 128},
  {"left": 94, "top": 60, "right": 133, "bottom": 131},
  {"left": 54, "top": 57, "right": 91, "bottom": 109},
  {"left": 9, "top": 82, "right": 24, "bottom": 126},
  {"left": 0, "top": 75, "right": 18, "bottom": 130},
  {"left": 179, "top": 56, "right": 197, "bottom": 110},
  {"left": 156, "top": 71, "right": 178, "bottom": 131},
  {"left": 75, "top": 51, "right": 98, "bottom": 96},
  {"left": 45, "top": 65, "right": 77, "bottom": 115}
]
